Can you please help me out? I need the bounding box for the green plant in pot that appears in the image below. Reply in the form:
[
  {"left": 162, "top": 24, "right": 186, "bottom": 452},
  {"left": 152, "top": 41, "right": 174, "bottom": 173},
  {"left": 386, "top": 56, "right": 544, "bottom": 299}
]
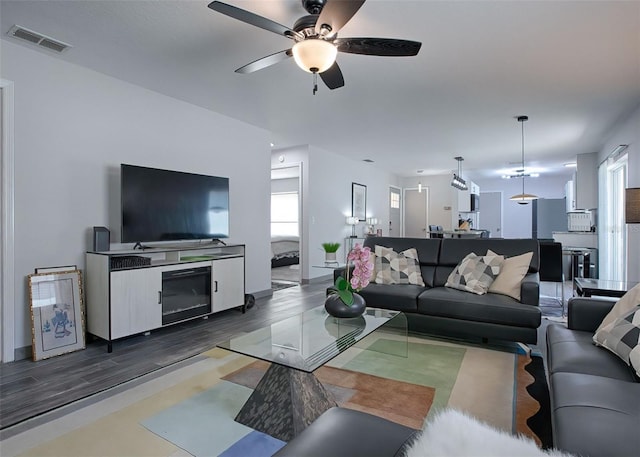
[
  {"left": 326, "top": 244, "right": 373, "bottom": 318},
  {"left": 321, "top": 242, "right": 341, "bottom": 264}
]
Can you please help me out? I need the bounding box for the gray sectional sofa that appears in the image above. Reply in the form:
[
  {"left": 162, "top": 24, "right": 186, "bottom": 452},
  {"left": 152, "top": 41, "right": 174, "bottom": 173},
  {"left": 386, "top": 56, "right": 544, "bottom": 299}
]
[
  {"left": 335, "top": 236, "right": 542, "bottom": 344},
  {"left": 546, "top": 297, "right": 640, "bottom": 457}
]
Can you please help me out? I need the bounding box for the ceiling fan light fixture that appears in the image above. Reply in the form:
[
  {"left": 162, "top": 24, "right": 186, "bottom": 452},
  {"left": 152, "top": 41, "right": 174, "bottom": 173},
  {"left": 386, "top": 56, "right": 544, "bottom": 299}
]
[{"left": 292, "top": 39, "right": 337, "bottom": 73}]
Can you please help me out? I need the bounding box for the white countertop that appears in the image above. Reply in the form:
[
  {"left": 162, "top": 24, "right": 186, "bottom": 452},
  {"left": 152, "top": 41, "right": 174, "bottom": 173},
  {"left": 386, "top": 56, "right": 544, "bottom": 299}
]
[{"left": 552, "top": 232, "right": 597, "bottom": 249}]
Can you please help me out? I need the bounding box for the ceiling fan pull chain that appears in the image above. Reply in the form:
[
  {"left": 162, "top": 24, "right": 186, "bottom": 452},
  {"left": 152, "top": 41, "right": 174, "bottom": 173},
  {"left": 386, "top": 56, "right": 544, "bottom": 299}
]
[{"left": 313, "top": 72, "right": 318, "bottom": 95}]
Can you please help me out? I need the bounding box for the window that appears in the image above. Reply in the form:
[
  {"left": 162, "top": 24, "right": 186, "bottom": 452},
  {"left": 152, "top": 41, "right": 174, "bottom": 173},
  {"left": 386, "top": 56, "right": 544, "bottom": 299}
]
[
  {"left": 390, "top": 191, "right": 400, "bottom": 209},
  {"left": 271, "top": 192, "right": 299, "bottom": 237}
]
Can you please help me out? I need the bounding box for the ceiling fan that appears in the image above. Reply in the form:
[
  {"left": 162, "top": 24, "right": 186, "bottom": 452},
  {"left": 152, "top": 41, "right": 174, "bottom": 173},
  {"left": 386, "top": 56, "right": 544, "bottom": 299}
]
[{"left": 208, "top": 0, "right": 422, "bottom": 93}]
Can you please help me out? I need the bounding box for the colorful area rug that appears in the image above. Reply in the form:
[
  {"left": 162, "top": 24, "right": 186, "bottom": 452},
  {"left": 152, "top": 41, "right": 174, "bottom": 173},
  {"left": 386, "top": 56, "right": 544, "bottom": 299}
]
[{"left": 1, "top": 336, "right": 551, "bottom": 457}]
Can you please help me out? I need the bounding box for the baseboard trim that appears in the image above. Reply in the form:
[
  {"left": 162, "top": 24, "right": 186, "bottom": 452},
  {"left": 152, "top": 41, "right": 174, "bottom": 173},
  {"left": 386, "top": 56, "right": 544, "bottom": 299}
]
[
  {"left": 251, "top": 288, "right": 273, "bottom": 299},
  {"left": 302, "top": 274, "right": 332, "bottom": 285},
  {"left": 13, "top": 345, "right": 31, "bottom": 361}
]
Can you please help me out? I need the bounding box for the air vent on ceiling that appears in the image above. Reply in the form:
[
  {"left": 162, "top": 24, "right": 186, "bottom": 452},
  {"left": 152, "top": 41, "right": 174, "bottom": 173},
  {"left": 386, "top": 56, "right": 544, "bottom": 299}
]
[{"left": 7, "top": 25, "right": 72, "bottom": 53}]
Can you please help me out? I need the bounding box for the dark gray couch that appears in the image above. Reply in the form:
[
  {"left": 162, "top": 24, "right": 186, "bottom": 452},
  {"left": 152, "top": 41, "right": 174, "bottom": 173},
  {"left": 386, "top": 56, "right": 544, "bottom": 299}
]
[
  {"left": 274, "top": 407, "right": 417, "bottom": 457},
  {"left": 335, "top": 237, "right": 542, "bottom": 344},
  {"left": 546, "top": 297, "right": 640, "bottom": 457}
]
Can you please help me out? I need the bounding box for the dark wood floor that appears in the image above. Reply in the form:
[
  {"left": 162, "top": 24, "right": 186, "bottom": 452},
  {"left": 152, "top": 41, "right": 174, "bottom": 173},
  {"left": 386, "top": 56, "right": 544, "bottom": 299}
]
[{"left": 0, "top": 281, "right": 330, "bottom": 431}]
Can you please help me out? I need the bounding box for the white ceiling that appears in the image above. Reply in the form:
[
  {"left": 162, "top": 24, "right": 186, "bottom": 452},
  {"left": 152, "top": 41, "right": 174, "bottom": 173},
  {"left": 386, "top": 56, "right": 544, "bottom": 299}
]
[{"left": 2, "top": 0, "right": 639, "bottom": 180}]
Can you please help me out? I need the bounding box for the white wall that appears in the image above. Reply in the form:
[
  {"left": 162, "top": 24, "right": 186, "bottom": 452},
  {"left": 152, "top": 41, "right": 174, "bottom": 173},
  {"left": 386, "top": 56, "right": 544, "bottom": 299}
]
[
  {"left": 1, "top": 40, "right": 272, "bottom": 353},
  {"left": 598, "top": 103, "right": 640, "bottom": 282},
  {"left": 272, "top": 145, "right": 400, "bottom": 282}
]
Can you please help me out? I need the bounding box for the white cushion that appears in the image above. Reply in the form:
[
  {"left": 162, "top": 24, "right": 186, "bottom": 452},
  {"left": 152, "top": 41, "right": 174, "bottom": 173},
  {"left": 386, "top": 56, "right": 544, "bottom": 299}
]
[
  {"left": 487, "top": 250, "right": 534, "bottom": 301},
  {"left": 404, "top": 409, "right": 574, "bottom": 457}
]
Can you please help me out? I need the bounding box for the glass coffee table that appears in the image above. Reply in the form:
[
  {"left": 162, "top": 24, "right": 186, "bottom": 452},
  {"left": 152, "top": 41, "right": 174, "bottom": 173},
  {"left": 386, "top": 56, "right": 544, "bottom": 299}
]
[{"left": 218, "top": 305, "right": 407, "bottom": 441}]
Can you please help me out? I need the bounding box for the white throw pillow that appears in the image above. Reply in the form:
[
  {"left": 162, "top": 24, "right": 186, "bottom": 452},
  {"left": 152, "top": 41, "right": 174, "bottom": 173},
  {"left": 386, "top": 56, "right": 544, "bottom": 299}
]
[
  {"left": 403, "top": 409, "right": 574, "bottom": 457},
  {"left": 487, "top": 250, "right": 534, "bottom": 301}
]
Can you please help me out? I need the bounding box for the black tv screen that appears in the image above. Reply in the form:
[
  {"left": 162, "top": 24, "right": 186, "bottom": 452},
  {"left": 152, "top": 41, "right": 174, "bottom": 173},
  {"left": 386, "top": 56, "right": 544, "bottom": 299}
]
[{"left": 121, "top": 164, "right": 229, "bottom": 243}]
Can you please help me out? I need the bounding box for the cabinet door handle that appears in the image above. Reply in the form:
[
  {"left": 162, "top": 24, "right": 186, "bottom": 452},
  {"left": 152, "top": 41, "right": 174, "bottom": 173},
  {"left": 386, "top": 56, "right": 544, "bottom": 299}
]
[
  {"left": 214, "top": 280, "right": 218, "bottom": 293},
  {"left": 158, "top": 291, "right": 162, "bottom": 304}
]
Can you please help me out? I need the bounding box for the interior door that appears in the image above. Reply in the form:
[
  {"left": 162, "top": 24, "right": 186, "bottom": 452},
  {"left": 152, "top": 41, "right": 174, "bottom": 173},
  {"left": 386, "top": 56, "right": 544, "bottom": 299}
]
[
  {"left": 479, "top": 191, "right": 502, "bottom": 238},
  {"left": 404, "top": 188, "right": 428, "bottom": 237},
  {"left": 388, "top": 186, "right": 401, "bottom": 237}
]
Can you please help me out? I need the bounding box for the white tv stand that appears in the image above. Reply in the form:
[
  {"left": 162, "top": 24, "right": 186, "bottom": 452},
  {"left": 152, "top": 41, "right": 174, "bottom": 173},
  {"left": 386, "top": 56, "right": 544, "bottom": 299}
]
[{"left": 85, "top": 244, "right": 245, "bottom": 352}]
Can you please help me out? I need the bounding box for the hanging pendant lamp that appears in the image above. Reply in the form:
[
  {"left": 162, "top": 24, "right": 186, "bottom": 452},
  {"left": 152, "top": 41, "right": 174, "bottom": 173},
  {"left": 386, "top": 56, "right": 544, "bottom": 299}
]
[
  {"left": 451, "top": 157, "right": 468, "bottom": 190},
  {"left": 510, "top": 116, "right": 538, "bottom": 204}
]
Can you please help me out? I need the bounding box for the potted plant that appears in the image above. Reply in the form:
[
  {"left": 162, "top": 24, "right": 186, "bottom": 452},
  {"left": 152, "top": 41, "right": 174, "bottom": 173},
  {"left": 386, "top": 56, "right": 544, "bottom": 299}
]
[
  {"left": 321, "top": 242, "right": 341, "bottom": 264},
  {"left": 326, "top": 244, "right": 373, "bottom": 318}
]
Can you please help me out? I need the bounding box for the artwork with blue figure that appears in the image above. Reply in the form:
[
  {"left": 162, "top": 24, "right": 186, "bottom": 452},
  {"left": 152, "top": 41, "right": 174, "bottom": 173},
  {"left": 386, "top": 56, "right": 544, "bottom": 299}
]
[{"left": 33, "top": 278, "right": 78, "bottom": 352}]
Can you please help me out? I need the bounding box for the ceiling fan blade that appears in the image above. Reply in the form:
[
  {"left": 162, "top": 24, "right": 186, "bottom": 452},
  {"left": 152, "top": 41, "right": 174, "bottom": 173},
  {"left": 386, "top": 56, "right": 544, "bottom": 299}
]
[
  {"left": 336, "top": 37, "right": 422, "bottom": 56},
  {"left": 208, "top": 1, "right": 301, "bottom": 39},
  {"left": 235, "top": 49, "right": 292, "bottom": 74},
  {"left": 315, "top": 0, "right": 366, "bottom": 35},
  {"left": 320, "top": 62, "right": 345, "bottom": 90}
]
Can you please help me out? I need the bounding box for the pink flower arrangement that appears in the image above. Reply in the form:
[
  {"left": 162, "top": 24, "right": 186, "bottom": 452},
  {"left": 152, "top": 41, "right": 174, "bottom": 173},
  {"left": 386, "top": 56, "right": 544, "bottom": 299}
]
[
  {"left": 346, "top": 244, "right": 373, "bottom": 291},
  {"left": 333, "top": 243, "right": 373, "bottom": 306}
]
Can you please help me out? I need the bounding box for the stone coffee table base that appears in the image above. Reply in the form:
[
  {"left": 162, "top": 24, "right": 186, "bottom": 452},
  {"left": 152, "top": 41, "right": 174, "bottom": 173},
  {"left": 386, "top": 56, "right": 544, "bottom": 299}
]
[{"left": 234, "top": 362, "right": 337, "bottom": 441}]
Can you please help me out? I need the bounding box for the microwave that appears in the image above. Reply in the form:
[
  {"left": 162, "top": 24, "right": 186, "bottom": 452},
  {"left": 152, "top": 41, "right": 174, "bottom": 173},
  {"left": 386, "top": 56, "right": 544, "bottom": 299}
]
[
  {"left": 470, "top": 194, "right": 479, "bottom": 212},
  {"left": 568, "top": 212, "right": 592, "bottom": 232}
]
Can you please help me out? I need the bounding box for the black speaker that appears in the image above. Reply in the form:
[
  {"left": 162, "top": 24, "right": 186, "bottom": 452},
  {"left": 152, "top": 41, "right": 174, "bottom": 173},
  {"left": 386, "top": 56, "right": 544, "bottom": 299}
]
[{"left": 93, "top": 226, "right": 110, "bottom": 252}]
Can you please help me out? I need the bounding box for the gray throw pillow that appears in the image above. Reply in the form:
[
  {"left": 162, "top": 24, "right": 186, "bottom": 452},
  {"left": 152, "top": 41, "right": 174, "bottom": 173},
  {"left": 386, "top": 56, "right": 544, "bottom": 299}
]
[
  {"left": 374, "top": 245, "right": 425, "bottom": 286},
  {"left": 445, "top": 252, "right": 503, "bottom": 295}
]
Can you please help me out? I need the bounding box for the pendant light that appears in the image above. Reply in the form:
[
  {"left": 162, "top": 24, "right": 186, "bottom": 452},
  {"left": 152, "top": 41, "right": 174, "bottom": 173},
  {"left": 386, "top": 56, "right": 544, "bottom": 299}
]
[
  {"left": 451, "top": 157, "right": 468, "bottom": 190},
  {"left": 509, "top": 116, "right": 538, "bottom": 204}
]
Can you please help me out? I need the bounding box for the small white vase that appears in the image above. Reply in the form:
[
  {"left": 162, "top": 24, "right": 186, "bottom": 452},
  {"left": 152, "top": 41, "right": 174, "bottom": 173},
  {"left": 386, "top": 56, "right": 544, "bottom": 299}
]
[{"left": 325, "top": 252, "right": 337, "bottom": 263}]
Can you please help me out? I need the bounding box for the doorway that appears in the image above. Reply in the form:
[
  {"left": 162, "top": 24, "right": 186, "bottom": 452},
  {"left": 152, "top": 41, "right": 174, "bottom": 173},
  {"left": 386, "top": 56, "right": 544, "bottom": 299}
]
[
  {"left": 270, "top": 165, "right": 302, "bottom": 289},
  {"left": 404, "top": 188, "right": 429, "bottom": 237},
  {"left": 388, "top": 186, "right": 401, "bottom": 237},
  {"left": 479, "top": 191, "right": 503, "bottom": 238}
]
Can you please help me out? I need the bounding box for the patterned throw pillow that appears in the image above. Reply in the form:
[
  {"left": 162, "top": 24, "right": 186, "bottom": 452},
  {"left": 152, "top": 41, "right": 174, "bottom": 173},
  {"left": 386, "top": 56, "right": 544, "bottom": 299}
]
[
  {"left": 594, "top": 305, "right": 640, "bottom": 377},
  {"left": 594, "top": 283, "right": 640, "bottom": 335},
  {"left": 445, "top": 252, "right": 503, "bottom": 295},
  {"left": 374, "top": 245, "right": 425, "bottom": 286}
]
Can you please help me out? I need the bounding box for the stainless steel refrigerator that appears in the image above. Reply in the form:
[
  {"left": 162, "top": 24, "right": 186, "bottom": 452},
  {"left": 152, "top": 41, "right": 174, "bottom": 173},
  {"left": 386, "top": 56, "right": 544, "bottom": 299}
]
[{"left": 532, "top": 198, "right": 568, "bottom": 239}]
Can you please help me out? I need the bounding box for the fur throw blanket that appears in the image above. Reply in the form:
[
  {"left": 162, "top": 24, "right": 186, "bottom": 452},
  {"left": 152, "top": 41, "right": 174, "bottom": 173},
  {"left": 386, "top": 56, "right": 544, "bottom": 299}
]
[{"left": 403, "top": 409, "right": 574, "bottom": 457}]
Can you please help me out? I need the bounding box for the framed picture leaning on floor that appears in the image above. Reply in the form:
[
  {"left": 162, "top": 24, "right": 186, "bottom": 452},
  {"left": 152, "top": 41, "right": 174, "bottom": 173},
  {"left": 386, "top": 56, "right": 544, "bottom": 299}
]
[{"left": 28, "top": 269, "right": 85, "bottom": 361}]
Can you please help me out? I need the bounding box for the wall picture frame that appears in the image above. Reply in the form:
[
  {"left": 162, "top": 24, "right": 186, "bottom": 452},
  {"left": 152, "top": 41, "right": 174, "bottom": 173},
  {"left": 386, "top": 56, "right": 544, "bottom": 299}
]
[
  {"left": 352, "top": 182, "right": 367, "bottom": 221},
  {"left": 28, "top": 269, "right": 85, "bottom": 361}
]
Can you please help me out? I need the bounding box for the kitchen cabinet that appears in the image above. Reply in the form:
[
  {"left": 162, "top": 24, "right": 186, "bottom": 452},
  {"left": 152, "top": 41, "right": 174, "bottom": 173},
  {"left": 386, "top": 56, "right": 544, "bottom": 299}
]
[
  {"left": 575, "top": 153, "right": 598, "bottom": 209},
  {"left": 565, "top": 180, "right": 576, "bottom": 212},
  {"left": 457, "top": 180, "right": 479, "bottom": 212}
]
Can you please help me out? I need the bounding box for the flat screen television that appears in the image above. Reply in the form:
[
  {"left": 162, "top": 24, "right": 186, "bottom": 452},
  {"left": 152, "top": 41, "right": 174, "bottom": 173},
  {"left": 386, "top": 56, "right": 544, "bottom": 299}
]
[{"left": 121, "top": 164, "right": 229, "bottom": 243}]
